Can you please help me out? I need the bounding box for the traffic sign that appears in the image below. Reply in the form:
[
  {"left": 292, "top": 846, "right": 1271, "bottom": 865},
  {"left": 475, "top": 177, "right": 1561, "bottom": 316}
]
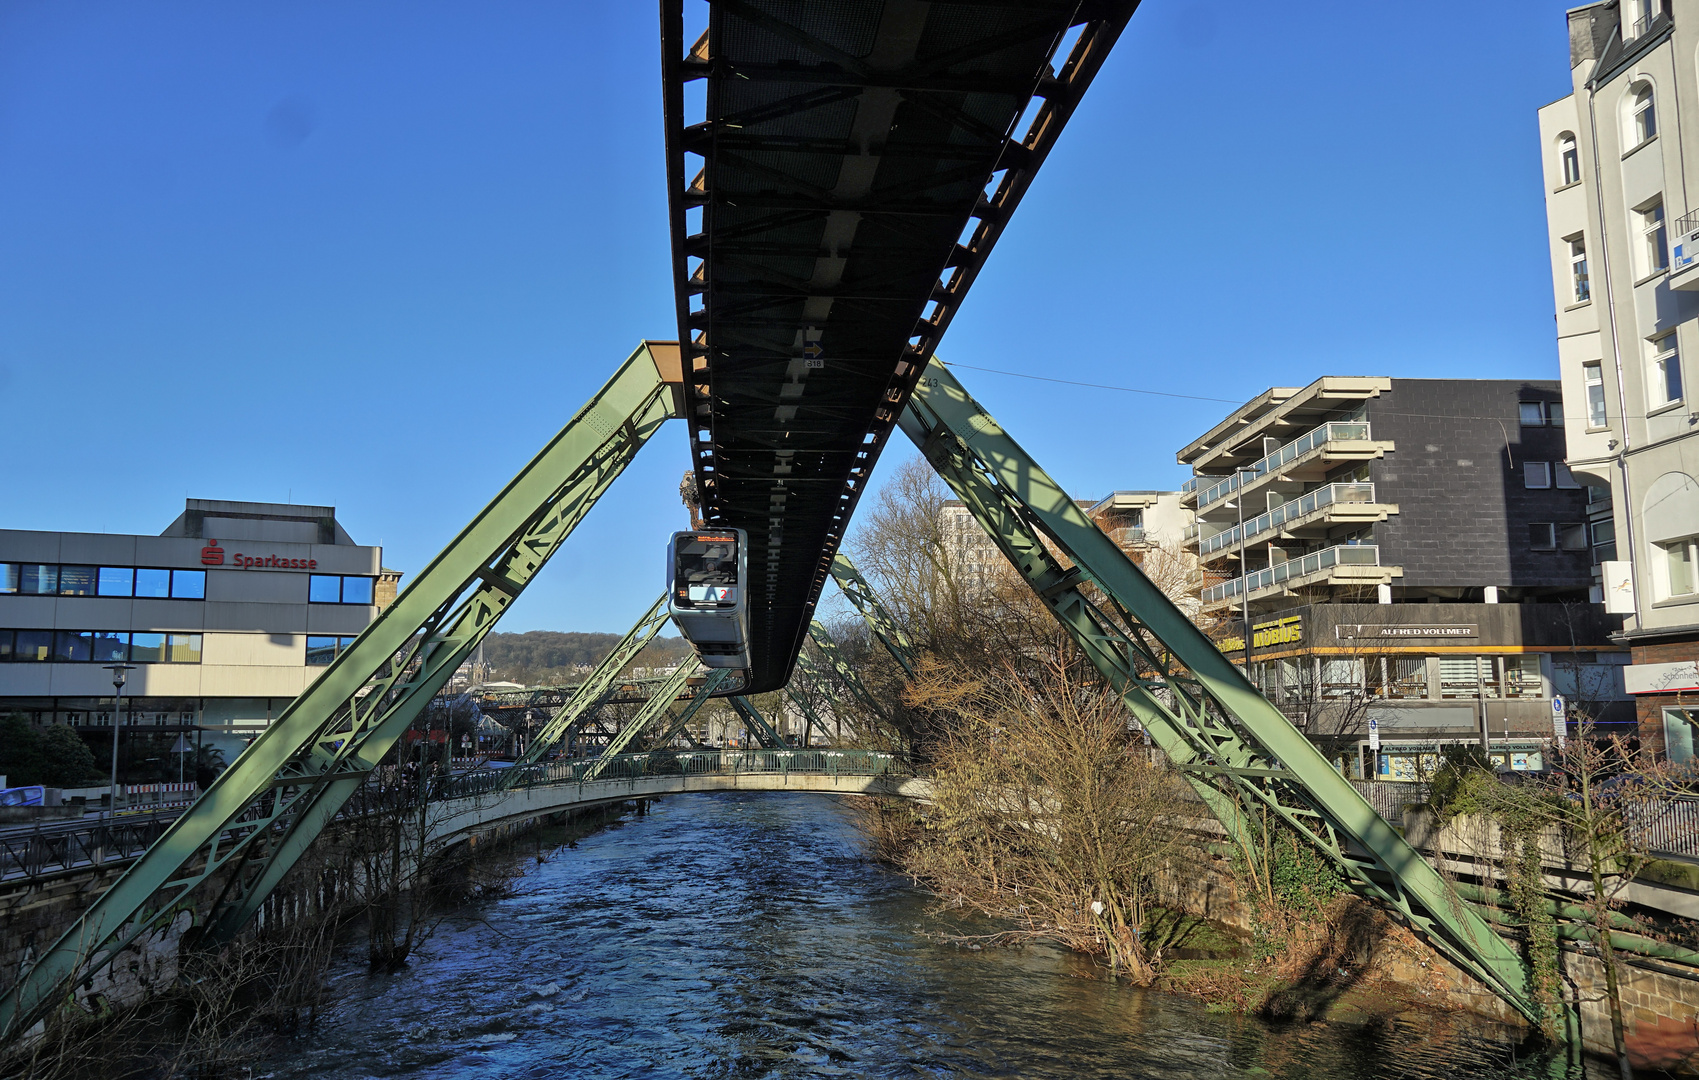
[{"left": 1551, "top": 695, "right": 1567, "bottom": 748}]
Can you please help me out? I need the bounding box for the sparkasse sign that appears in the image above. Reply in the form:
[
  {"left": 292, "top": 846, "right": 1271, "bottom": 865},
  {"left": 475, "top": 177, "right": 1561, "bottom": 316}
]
[{"left": 201, "top": 541, "right": 318, "bottom": 571}]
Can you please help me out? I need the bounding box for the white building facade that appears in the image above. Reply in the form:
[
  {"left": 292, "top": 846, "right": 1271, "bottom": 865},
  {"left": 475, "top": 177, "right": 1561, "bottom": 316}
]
[
  {"left": 0, "top": 499, "right": 398, "bottom": 758},
  {"left": 1538, "top": 0, "right": 1699, "bottom": 761}
]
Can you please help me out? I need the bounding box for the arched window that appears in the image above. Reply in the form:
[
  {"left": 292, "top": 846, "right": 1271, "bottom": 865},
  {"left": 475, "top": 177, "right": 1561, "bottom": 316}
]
[
  {"left": 1559, "top": 133, "right": 1581, "bottom": 185},
  {"left": 1632, "top": 84, "right": 1658, "bottom": 145}
]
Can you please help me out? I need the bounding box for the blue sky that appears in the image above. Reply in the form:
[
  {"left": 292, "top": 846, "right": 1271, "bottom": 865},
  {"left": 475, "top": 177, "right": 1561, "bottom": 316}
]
[{"left": 1, "top": 2, "right": 1575, "bottom": 633}]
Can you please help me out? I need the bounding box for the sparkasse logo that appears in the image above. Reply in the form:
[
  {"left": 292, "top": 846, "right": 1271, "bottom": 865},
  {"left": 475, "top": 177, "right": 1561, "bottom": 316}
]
[{"left": 200, "top": 541, "right": 225, "bottom": 566}]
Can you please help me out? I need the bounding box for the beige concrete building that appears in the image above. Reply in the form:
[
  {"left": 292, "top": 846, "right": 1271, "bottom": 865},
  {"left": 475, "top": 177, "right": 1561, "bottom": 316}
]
[
  {"left": 1537, "top": 1, "right": 1699, "bottom": 762},
  {"left": 0, "top": 499, "right": 399, "bottom": 758}
]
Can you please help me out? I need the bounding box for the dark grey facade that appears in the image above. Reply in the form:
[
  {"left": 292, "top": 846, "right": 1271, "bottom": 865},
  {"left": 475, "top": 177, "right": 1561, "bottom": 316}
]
[{"left": 1368, "top": 379, "right": 1593, "bottom": 598}]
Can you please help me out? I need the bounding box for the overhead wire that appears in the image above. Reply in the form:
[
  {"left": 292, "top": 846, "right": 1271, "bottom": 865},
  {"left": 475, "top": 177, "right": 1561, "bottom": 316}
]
[{"left": 934, "top": 359, "right": 1695, "bottom": 425}]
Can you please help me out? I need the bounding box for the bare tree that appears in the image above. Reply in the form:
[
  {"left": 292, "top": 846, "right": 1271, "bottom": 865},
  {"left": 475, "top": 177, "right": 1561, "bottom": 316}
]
[{"left": 897, "top": 651, "right": 1192, "bottom": 983}]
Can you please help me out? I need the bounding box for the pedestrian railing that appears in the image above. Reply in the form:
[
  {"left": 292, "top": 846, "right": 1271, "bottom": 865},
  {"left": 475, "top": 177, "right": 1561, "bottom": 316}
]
[
  {"left": 1630, "top": 795, "right": 1699, "bottom": 860},
  {"left": 1350, "top": 779, "right": 1429, "bottom": 823},
  {"left": 442, "top": 748, "right": 907, "bottom": 799},
  {"left": 1192, "top": 421, "right": 1373, "bottom": 510},
  {"left": 1203, "top": 544, "right": 1381, "bottom": 605},
  {"left": 1197, "top": 483, "right": 1377, "bottom": 557}
]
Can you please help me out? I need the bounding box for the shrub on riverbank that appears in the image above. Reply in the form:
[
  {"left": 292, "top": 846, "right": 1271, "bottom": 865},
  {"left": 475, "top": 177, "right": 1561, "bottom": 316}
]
[{"left": 887, "top": 654, "right": 1192, "bottom": 984}]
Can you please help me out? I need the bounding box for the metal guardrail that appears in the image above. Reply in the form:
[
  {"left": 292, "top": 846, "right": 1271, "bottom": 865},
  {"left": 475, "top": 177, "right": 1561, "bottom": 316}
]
[
  {"left": 1351, "top": 779, "right": 1429, "bottom": 822},
  {"left": 0, "top": 750, "right": 906, "bottom": 884},
  {"left": 1633, "top": 795, "right": 1699, "bottom": 859},
  {"left": 1192, "top": 422, "right": 1373, "bottom": 510},
  {"left": 1197, "top": 482, "right": 1376, "bottom": 557},
  {"left": 1202, "top": 543, "right": 1380, "bottom": 605}
]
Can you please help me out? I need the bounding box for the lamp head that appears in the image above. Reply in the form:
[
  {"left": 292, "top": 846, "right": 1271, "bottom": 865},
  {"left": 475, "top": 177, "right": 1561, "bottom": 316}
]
[{"left": 104, "top": 662, "right": 136, "bottom": 691}]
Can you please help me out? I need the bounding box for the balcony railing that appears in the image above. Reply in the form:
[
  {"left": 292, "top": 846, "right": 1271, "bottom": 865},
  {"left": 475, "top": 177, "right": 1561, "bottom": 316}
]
[
  {"left": 1202, "top": 544, "right": 1380, "bottom": 605},
  {"left": 1197, "top": 483, "right": 1376, "bottom": 557},
  {"left": 1181, "top": 476, "right": 1200, "bottom": 495},
  {"left": 1191, "top": 421, "right": 1373, "bottom": 510}
]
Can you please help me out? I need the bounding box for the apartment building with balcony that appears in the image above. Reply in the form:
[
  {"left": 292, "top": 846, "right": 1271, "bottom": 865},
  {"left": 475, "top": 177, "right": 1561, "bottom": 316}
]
[
  {"left": 1537, "top": 0, "right": 1699, "bottom": 764},
  {"left": 1177, "top": 378, "right": 1627, "bottom": 777}
]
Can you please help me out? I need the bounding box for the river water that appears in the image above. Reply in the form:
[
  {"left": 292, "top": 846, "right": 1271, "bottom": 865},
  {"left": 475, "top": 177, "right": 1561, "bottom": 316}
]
[{"left": 263, "top": 792, "right": 1601, "bottom": 1080}]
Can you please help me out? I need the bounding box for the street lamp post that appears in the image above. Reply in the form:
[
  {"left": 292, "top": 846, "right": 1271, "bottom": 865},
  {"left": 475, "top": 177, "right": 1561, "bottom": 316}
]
[
  {"left": 103, "top": 663, "right": 136, "bottom": 820},
  {"left": 1234, "top": 467, "right": 1258, "bottom": 684}
]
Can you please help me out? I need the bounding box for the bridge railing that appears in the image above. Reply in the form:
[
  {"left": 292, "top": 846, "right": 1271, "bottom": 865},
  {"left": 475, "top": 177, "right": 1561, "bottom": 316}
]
[
  {"left": 0, "top": 750, "right": 909, "bottom": 884},
  {"left": 442, "top": 748, "right": 908, "bottom": 800}
]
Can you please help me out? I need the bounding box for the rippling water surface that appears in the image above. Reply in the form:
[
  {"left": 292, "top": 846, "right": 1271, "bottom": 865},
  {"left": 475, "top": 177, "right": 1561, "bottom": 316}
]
[{"left": 264, "top": 792, "right": 1599, "bottom": 1080}]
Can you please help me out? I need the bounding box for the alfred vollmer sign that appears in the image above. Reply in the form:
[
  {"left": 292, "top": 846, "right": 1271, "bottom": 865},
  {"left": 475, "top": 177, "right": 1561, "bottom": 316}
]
[
  {"left": 200, "top": 541, "right": 319, "bottom": 571},
  {"left": 1336, "top": 624, "right": 1477, "bottom": 639}
]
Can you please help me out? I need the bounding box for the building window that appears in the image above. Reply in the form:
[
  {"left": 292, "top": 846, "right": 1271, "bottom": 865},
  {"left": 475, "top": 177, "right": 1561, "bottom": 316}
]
[
  {"left": 1524, "top": 461, "right": 1553, "bottom": 489},
  {"left": 1583, "top": 361, "right": 1607, "bottom": 427},
  {"left": 0, "top": 630, "right": 203, "bottom": 664},
  {"left": 0, "top": 563, "right": 205, "bottom": 600},
  {"left": 1557, "top": 523, "right": 1588, "bottom": 550},
  {"left": 1560, "top": 134, "right": 1581, "bottom": 185},
  {"left": 1641, "top": 201, "right": 1669, "bottom": 274},
  {"left": 57, "top": 566, "right": 97, "bottom": 597},
  {"left": 1439, "top": 657, "right": 1491, "bottom": 698},
  {"left": 1632, "top": 85, "right": 1658, "bottom": 145},
  {"left": 305, "top": 636, "right": 358, "bottom": 665},
  {"left": 130, "top": 633, "right": 167, "bottom": 663},
  {"left": 309, "top": 575, "right": 375, "bottom": 605},
  {"left": 1505, "top": 656, "right": 1544, "bottom": 698},
  {"left": 1665, "top": 708, "right": 1696, "bottom": 764},
  {"left": 97, "top": 567, "right": 134, "bottom": 596},
  {"left": 1592, "top": 519, "right": 1617, "bottom": 562},
  {"left": 1529, "top": 523, "right": 1557, "bottom": 549},
  {"left": 1320, "top": 658, "right": 1365, "bottom": 698},
  {"left": 1518, "top": 401, "right": 1562, "bottom": 426},
  {"left": 1660, "top": 535, "right": 1698, "bottom": 597},
  {"left": 2, "top": 565, "right": 59, "bottom": 595},
  {"left": 1381, "top": 657, "right": 1428, "bottom": 699},
  {"left": 1648, "top": 334, "right": 1683, "bottom": 406},
  {"left": 1569, "top": 237, "right": 1590, "bottom": 302},
  {"left": 1555, "top": 463, "right": 1580, "bottom": 489}
]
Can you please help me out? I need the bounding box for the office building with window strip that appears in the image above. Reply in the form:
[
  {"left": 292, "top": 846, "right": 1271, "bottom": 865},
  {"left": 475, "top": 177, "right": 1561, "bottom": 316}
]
[
  {"left": 0, "top": 499, "right": 401, "bottom": 759},
  {"left": 1176, "top": 377, "right": 1630, "bottom": 779},
  {"left": 1538, "top": 1, "right": 1699, "bottom": 765}
]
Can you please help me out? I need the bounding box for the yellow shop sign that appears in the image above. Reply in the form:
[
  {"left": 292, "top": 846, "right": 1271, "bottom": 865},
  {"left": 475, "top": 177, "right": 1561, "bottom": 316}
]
[{"left": 1218, "top": 615, "right": 1302, "bottom": 654}]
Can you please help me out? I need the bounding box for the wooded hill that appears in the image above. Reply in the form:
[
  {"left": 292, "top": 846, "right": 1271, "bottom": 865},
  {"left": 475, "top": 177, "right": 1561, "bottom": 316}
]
[{"left": 479, "top": 631, "right": 695, "bottom": 686}]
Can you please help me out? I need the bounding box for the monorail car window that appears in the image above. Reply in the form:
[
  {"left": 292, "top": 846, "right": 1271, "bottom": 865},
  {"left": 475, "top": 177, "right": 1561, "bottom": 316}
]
[{"left": 674, "top": 537, "right": 739, "bottom": 587}]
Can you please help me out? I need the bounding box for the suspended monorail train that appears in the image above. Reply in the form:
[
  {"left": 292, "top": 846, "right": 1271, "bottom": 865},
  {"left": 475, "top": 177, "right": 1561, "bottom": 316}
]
[{"left": 667, "top": 529, "right": 749, "bottom": 670}]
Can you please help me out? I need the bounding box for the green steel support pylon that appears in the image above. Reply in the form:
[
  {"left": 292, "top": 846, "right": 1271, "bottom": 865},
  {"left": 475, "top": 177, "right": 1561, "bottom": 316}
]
[
  {"left": 829, "top": 554, "right": 916, "bottom": 676},
  {"left": 808, "top": 620, "right": 886, "bottom": 720},
  {"left": 0, "top": 342, "right": 685, "bottom": 1042},
  {"left": 650, "top": 669, "right": 733, "bottom": 747},
  {"left": 899, "top": 358, "right": 1539, "bottom": 1025},
  {"left": 584, "top": 662, "right": 709, "bottom": 775},
  {"left": 509, "top": 593, "right": 673, "bottom": 770},
  {"left": 728, "top": 696, "right": 785, "bottom": 748},
  {"left": 784, "top": 669, "right": 832, "bottom": 746}
]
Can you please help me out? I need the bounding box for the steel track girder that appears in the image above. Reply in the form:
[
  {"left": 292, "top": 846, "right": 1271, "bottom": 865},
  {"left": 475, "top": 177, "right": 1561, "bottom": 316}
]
[
  {"left": 898, "top": 358, "right": 1538, "bottom": 1024},
  {"left": 0, "top": 342, "right": 685, "bottom": 1042}
]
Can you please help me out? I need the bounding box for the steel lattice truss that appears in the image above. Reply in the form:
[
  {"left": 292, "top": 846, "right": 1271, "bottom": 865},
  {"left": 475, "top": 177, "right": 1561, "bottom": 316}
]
[
  {"left": 898, "top": 359, "right": 1540, "bottom": 1023},
  {"left": 663, "top": 0, "right": 1139, "bottom": 691}
]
